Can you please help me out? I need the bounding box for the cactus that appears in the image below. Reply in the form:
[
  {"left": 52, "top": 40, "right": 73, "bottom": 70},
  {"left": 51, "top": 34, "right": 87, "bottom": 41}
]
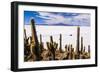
[
  {"left": 76, "top": 26, "right": 80, "bottom": 59},
  {"left": 59, "top": 34, "right": 63, "bottom": 53},
  {"left": 81, "top": 37, "right": 83, "bottom": 54},
  {"left": 39, "top": 34, "right": 44, "bottom": 53},
  {"left": 30, "top": 19, "right": 40, "bottom": 61},
  {"left": 46, "top": 36, "right": 58, "bottom": 60}
]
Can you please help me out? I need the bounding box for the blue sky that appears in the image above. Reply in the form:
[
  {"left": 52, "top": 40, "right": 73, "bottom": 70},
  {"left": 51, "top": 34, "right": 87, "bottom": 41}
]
[{"left": 24, "top": 11, "right": 90, "bottom": 26}]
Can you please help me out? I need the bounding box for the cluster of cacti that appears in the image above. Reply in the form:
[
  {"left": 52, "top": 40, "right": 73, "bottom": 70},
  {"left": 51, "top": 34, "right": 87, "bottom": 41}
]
[
  {"left": 46, "top": 36, "right": 58, "bottom": 60},
  {"left": 24, "top": 19, "right": 91, "bottom": 62}
]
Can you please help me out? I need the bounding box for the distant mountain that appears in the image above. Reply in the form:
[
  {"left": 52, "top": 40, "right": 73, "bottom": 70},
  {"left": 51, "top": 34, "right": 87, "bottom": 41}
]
[
  {"left": 36, "top": 23, "right": 73, "bottom": 26},
  {"left": 25, "top": 23, "right": 90, "bottom": 26}
]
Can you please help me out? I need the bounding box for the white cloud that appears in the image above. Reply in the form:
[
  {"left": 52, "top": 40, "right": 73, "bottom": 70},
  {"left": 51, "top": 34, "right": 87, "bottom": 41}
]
[
  {"left": 38, "top": 12, "right": 56, "bottom": 20},
  {"left": 37, "top": 12, "right": 90, "bottom": 26},
  {"left": 74, "top": 14, "right": 90, "bottom": 19},
  {"left": 38, "top": 12, "right": 72, "bottom": 24},
  {"left": 71, "top": 14, "right": 90, "bottom": 26}
]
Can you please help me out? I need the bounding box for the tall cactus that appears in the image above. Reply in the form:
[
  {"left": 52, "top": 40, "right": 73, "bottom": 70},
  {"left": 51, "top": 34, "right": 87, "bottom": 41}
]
[
  {"left": 46, "top": 36, "right": 58, "bottom": 60},
  {"left": 30, "top": 19, "right": 40, "bottom": 61},
  {"left": 76, "top": 26, "right": 80, "bottom": 59},
  {"left": 50, "top": 36, "right": 55, "bottom": 60},
  {"left": 24, "top": 29, "right": 29, "bottom": 61},
  {"left": 81, "top": 37, "right": 83, "bottom": 53},
  {"left": 59, "top": 34, "right": 63, "bottom": 53},
  {"left": 39, "top": 34, "right": 44, "bottom": 53}
]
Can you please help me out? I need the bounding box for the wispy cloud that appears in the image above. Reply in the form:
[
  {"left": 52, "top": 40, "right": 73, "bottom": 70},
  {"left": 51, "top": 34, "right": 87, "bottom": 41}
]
[
  {"left": 37, "top": 12, "right": 72, "bottom": 25},
  {"left": 70, "top": 14, "right": 90, "bottom": 26},
  {"left": 36, "top": 12, "right": 90, "bottom": 26}
]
